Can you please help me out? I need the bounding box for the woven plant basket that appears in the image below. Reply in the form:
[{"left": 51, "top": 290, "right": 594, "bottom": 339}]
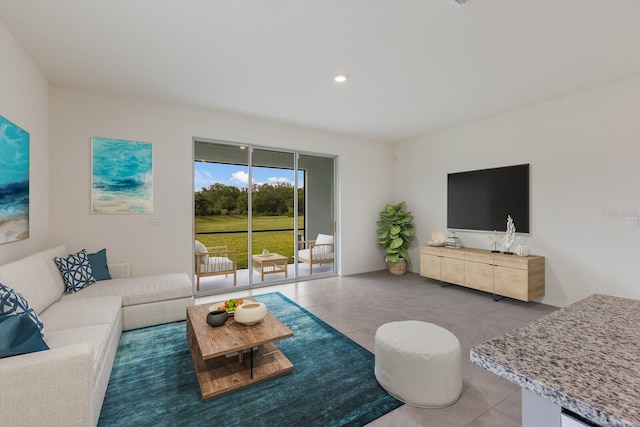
[{"left": 387, "top": 258, "right": 407, "bottom": 276}]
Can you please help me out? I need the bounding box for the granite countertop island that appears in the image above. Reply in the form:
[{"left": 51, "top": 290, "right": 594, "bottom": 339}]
[{"left": 471, "top": 294, "right": 640, "bottom": 427}]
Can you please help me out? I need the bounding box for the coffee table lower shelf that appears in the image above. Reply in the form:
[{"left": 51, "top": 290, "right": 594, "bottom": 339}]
[{"left": 189, "top": 340, "right": 294, "bottom": 400}]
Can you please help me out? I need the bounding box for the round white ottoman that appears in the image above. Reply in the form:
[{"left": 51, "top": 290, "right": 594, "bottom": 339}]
[{"left": 374, "top": 320, "right": 462, "bottom": 408}]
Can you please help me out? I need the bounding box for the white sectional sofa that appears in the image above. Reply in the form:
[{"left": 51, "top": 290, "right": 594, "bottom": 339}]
[{"left": 0, "top": 245, "right": 194, "bottom": 427}]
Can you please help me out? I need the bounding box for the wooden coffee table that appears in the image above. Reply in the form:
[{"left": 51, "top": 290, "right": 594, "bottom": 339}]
[
  {"left": 252, "top": 253, "right": 289, "bottom": 281},
  {"left": 186, "top": 298, "right": 294, "bottom": 400}
]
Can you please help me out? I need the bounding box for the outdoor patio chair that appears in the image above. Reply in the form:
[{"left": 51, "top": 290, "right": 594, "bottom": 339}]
[
  {"left": 194, "top": 240, "right": 237, "bottom": 290},
  {"left": 298, "top": 233, "right": 334, "bottom": 274}
]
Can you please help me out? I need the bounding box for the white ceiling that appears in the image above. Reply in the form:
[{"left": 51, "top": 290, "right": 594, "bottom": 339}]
[{"left": 2, "top": 0, "right": 640, "bottom": 142}]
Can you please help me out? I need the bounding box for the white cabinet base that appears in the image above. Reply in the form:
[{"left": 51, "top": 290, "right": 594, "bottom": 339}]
[
  {"left": 561, "top": 413, "right": 593, "bottom": 426},
  {"left": 522, "top": 389, "right": 561, "bottom": 427}
]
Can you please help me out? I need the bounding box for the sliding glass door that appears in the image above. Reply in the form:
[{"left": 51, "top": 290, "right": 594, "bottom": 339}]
[
  {"left": 193, "top": 140, "right": 336, "bottom": 296},
  {"left": 194, "top": 142, "right": 249, "bottom": 293},
  {"left": 250, "top": 148, "right": 297, "bottom": 285},
  {"left": 296, "top": 153, "right": 335, "bottom": 278}
]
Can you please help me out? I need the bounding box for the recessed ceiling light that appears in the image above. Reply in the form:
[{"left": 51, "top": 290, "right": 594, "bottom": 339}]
[{"left": 334, "top": 74, "right": 348, "bottom": 83}]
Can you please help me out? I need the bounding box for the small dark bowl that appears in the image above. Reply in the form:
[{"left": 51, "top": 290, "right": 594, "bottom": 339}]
[{"left": 206, "top": 310, "right": 229, "bottom": 327}]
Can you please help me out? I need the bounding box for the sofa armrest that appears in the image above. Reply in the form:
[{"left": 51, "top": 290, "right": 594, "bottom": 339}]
[
  {"left": 0, "top": 344, "right": 93, "bottom": 427},
  {"left": 108, "top": 262, "right": 131, "bottom": 279}
]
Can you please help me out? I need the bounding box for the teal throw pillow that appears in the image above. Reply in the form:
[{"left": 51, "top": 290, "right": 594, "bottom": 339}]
[
  {"left": 0, "top": 313, "right": 49, "bottom": 358},
  {"left": 54, "top": 249, "right": 97, "bottom": 294},
  {"left": 0, "top": 282, "right": 45, "bottom": 336},
  {"left": 88, "top": 248, "right": 112, "bottom": 281}
]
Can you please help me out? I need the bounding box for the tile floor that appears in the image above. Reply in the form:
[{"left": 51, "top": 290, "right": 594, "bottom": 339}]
[
  {"left": 195, "top": 261, "right": 334, "bottom": 293},
  {"left": 196, "top": 270, "right": 559, "bottom": 427}
]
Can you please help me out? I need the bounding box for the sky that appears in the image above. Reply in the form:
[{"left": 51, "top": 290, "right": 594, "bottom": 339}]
[{"left": 194, "top": 162, "right": 303, "bottom": 191}]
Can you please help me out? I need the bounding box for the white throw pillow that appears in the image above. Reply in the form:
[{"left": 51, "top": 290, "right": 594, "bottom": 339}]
[
  {"left": 315, "top": 234, "right": 334, "bottom": 245},
  {"left": 194, "top": 240, "right": 209, "bottom": 264}
]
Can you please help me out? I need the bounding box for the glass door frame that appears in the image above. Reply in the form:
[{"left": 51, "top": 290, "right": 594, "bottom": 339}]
[{"left": 193, "top": 138, "right": 337, "bottom": 296}]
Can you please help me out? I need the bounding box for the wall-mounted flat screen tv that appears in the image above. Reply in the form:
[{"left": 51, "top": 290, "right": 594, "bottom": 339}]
[{"left": 447, "top": 164, "right": 530, "bottom": 233}]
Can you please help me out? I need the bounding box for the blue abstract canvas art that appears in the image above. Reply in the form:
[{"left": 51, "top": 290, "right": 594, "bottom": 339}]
[
  {"left": 0, "top": 115, "right": 29, "bottom": 245},
  {"left": 91, "top": 137, "right": 153, "bottom": 214}
]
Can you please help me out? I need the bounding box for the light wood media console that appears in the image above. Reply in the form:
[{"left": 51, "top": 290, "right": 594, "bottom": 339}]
[{"left": 420, "top": 246, "right": 545, "bottom": 301}]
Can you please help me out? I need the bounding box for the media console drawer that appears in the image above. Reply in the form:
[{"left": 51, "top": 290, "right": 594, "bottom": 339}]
[
  {"left": 464, "top": 249, "right": 492, "bottom": 264},
  {"left": 465, "top": 261, "right": 494, "bottom": 294},
  {"left": 493, "top": 253, "right": 531, "bottom": 269},
  {"left": 441, "top": 257, "right": 465, "bottom": 286},
  {"left": 419, "top": 246, "right": 545, "bottom": 302}
]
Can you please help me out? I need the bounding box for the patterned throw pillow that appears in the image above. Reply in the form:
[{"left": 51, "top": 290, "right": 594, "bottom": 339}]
[
  {"left": 54, "top": 249, "right": 97, "bottom": 294},
  {"left": 0, "top": 282, "right": 45, "bottom": 337}
]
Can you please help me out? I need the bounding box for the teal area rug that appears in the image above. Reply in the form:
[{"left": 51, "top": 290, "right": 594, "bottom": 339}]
[{"left": 98, "top": 292, "right": 402, "bottom": 426}]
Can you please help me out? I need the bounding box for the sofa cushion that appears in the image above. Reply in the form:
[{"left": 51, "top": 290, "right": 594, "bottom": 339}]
[
  {"left": 0, "top": 245, "right": 68, "bottom": 315},
  {"left": 40, "top": 296, "right": 122, "bottom": 332},
  {"left": 45, "top": 323, "right": 113, "bottom": 381},
  {"left": 0, "top": 283, "right": 45, "bottom": 335},
  {"left": 0, "top": 313, "right": 49, "bottom": 359},
  {"left": 199, "top": 257, "right": 234, "bottom": 273},
  {"left": 299, "top": 248, "right": 334, "bottom": 261},
  {"left": 61, "top": 273, "right": 192, "bottom": 307},
  {"left": 87, "top": 249, "right": 112, "bottom": 281},
  {"left": 54, "top": 249, "right": 97, "bottom": 294}
]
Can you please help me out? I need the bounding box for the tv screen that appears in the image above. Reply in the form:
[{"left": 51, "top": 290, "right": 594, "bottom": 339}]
[{"left": 447, "top": 164, "right": 530, "bottom": 233}]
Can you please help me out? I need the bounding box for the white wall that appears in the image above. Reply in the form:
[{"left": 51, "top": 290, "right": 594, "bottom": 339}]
[
  {"left": 48, "top": 85, "right": 394, "bottom": 280},
  {"left": 395, "top": 76, "right": 640, "bottom": 307},
  {"left": 0, "top": 21, "right": 49, "bottom": 264},
  {"left": 13, "top": 16, "right": 636, "bottom": 306}
]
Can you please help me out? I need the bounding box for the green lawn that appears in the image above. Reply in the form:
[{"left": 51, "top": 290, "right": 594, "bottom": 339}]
[{"left": 195, "top": 215, "right": 304, "bottom": 269}]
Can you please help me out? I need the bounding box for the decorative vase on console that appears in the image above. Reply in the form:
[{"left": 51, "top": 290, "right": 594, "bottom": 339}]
[{"left": 503, "top": 215, "right": 516, "bottom": 255}]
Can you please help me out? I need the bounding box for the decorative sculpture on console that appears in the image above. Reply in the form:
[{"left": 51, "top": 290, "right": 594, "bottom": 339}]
[
  {"left": 488, "top": 230, "right": 502, "bottom": 253},
  {"left": 503, "top": 215, "right": 516, "bottom": 254}
]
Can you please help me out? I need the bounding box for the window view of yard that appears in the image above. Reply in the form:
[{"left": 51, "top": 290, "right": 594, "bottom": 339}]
[
  {"left": 195, "top": 216, "right": 304, "bottom": 270},
  {"left": 194, "top": 161, "right": 304, "bottom": 270}
]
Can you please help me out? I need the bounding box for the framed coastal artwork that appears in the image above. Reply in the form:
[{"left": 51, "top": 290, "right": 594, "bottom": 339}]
[
  {"left": 0, "top": 115, "right": 30, "bottom": 244},
  {"left": 91, "top": 137, "right": 153, "bottom": 214}
]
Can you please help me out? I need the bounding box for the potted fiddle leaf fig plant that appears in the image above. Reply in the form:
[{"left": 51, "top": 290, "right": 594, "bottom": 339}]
[{"left": 376, "top": 201, "right": 415, "bottom": 275}]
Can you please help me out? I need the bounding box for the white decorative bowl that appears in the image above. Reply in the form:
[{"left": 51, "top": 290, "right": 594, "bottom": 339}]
[
  {"left": 515, "top": 245, "right": 530, "bottom": 257},
  {"left": 234, "top": 302, "right": 268, "bottom": 325},
  {"left": 431, "top": 228, "right": 445, "bottom": 244}
]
